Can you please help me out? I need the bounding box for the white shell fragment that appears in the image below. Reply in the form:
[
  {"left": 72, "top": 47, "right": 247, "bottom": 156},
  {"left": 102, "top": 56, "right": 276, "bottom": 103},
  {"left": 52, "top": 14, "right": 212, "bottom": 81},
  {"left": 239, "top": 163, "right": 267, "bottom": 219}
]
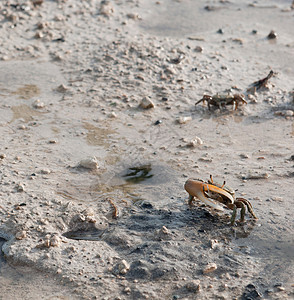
[
  {"left": 78, "top": 156, "right": 99, "bottom": 170},
  {"left": 203, "top": 263, "right": 217, "bottom": 274}
]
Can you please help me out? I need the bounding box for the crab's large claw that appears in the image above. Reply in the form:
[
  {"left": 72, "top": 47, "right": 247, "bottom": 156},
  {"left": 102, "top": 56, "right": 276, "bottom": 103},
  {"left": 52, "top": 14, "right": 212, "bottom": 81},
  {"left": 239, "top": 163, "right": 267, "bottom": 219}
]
[{"left": 184, "top": 179, "right": 224, "bottom": 211}]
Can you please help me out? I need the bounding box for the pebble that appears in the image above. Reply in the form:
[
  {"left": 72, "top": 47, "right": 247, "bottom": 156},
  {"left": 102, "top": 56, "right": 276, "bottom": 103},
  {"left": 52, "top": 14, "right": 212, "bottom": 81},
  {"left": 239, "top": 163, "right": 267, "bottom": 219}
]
[
  {"left": 78, "top": 156, "right": 99, "bottom": 170},
  {"left": 16, "top": 183, "right": 25, "bottom": 192},
  {"left": 50, "top": 235, "right": 61, "bottom": 247},
  {"left": 267, "top": 30, "right": 277, "bottom": 39},
  {"left": 0, "top": 154, "right": 6, "bottom": 159},
  {"left": 123, "top": 287, "right": 131, "bottom": 294},
  {"left": 203, "top": 263, "right": 217, "bottom": 274},
  {"left": 177, "top": 116, "right": 192, "bottom": 124},
  {"left": 15, "top": 230, "right": 27, "bottom": 240},
  {"left": 99, "top": 0, "right": 114, "bottom": 17},
  {"left": 140, "top": 97, "right": 155, "bottom": 109},
  {"left": 33, "top": 99, "right": 45, "bottom": 109},
  {"left": 247, "top": 94, "right": 257, "bottom": 103},
  {"left": 271, "top": 196, "right": 283, "bottom": 202},
  {"left": 56, "top": 84, "right": 68, "bottom": 93},
  {"left": 154, "top": 225, "right": 170, "bottom": 240},
  {"left": 112, "top": 259, "right": 130, "bottom": 275},
  {"left": 185, "top": 280, "right": 201, "bottom": 293},
  {"left": 186, "top": 137, "right": 203, "bottom": 147},
  {"left": 194, "top": 46, "right": 203, "bottom": 53},
  {"left": 240, "top": 153, "right": 250, "bottom": 159},
  {"left": 40, "top": 168, "right": 51, "bottom": 174},
  {"left": 109, "top": 112, "right": 117, "bottom": 118}
]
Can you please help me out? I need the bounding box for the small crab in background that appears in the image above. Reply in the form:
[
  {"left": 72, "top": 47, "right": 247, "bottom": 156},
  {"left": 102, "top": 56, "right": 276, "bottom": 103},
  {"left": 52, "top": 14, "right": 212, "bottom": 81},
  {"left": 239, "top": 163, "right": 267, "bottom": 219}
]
[
  {"left": 195, "top": 93, "right": 247, "bottom": 110},
  {"left": 184, "top": 176, "right": 257, "bottom": 225}
]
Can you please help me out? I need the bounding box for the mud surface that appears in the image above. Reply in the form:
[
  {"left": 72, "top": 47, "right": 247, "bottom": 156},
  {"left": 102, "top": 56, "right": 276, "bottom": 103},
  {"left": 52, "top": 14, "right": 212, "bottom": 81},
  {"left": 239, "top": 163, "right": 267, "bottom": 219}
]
[{"left": 0, "top": 0, "right": 293, "bottom": 299}]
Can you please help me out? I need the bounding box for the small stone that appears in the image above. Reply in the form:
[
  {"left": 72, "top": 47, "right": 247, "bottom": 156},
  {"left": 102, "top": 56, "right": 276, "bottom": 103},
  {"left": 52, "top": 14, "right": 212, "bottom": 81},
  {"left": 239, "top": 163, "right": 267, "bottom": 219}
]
[
  {"left": 126, "top": 13, "right": 141, "bottom": 20},
  {"left": 140, "top": 97, "right": 155, "bottom": 109},
  {"left": 186, "top": 280, "right": 201, "bottom": 293},
  {"left": 267, "top": 30, "right": 277, "bottom": 39},
  {"left": 177, "top": 116, "right": 192, "bottom": 124},
  {"left": 109, "top": 112, "right": 117, "bottom": 118},
  {"left": 247, "top": 94, "right": 257, "bottom": 103},
  {"left": 40, "top": 169, "right": 51, "bottom": 174},
  {"left": 203, "top": 263, "right": 217, "bottom": 274},
  {"left": 123, "top": 287, "right": 131, "bottom": 294},
  {"left": 15, "top": 230, "right": 27, "bottom": 240},
  {"left": 112, "top": 260, "right": 130, "bottom": 275},
  {"left": 78, "top": 156, "right": 99, "bottom": 170},
  {"left": 99, "top": 0, "right": 114, "bottom": 17},
  {"left": 187, "top": 137, "right": 203, "bottom": 147},
  {"left": 240, "top": 153, "right": 250, "bottom": 159},
  {"left": 56, "top": 84, "right": 68, "bottom": 93},
  {"left": 50, "top": 235, "right": 61, "bottom": 247},
  {"left": 284, "top": 110, "right": 294, "bottom": 117},
  {"left": 35, "top": 31, "right": 44, "bottom": 39},
  {"left": 271, "top": 196, "right": 283, "bottom": 202},
  {"left": 33, "top": 99, "right": 45, "bottom": 109},
  {"left": 194, "top": 46, "right": 203, "bottom": 53},
  {"left": 0, "top": 154, "right": 6, "bottom": 159},
  {"left": 209, "top": 239, "right": 220, "bottom": 250},
  {"left": 49, "top": 140, "right": 57, "bottom": 144},
  {"left": 18, "top": 125, "right": 27, "bottom": 130},
  {"left": 16, "top": 184, "right": 25, "bottom": 192}
]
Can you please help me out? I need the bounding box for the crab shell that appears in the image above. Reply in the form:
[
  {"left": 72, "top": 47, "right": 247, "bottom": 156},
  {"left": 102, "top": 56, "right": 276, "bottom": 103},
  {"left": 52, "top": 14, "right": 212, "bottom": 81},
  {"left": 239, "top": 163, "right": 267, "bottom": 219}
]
[{"left": 184, "top": 179, "right": 235, "bottom": 211}]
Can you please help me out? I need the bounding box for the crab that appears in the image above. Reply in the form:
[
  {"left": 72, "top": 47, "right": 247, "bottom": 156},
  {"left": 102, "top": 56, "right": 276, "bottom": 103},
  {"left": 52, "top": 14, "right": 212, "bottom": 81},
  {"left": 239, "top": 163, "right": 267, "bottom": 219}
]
[
  {"left": 184, "top": 177, "right": 257, "bottom": 225},
  {"left": 195, "top": 93, "right": 247, "bottom": 110}
]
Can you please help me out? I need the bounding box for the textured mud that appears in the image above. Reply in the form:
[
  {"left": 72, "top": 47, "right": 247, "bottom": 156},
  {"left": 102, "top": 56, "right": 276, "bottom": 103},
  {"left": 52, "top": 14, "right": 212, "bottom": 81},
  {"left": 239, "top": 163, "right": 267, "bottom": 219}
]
[{"left": 0, "top": 0, "right": 293, "bottom": 299}]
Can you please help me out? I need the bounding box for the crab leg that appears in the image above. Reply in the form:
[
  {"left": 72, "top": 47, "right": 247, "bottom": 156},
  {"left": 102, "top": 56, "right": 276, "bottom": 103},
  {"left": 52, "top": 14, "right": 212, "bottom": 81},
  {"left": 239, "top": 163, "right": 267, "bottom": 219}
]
[
  {"left": 185, "top": 179, "right": 235, "bottom": 211},
  {"left": 236, "top": 198, "right": 258, "bottom": 219}
]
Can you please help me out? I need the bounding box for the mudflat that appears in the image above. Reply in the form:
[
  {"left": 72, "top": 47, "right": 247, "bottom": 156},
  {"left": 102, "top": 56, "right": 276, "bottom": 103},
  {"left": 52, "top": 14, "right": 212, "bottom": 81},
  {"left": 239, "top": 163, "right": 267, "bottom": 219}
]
[{"left": 0, "top": 1, "right": 293, "bottom": 299}]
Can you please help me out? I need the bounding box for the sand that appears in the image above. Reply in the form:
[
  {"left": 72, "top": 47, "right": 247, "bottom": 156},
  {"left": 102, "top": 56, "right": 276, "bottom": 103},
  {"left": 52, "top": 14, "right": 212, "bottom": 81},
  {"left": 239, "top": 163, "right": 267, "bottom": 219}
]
[{"left": 0, "top": 0, "right": 293, "bottom": 299}]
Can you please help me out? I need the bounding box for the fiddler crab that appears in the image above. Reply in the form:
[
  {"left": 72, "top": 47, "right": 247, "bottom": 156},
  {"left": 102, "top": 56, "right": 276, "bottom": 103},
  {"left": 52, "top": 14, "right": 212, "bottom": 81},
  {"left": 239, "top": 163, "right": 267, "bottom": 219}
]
[
  {"left": 195, "top": 93, "right": 247, "bottom": 110},
  {"left": 184, "top": 175, "right": 257, "bottom": 225}
]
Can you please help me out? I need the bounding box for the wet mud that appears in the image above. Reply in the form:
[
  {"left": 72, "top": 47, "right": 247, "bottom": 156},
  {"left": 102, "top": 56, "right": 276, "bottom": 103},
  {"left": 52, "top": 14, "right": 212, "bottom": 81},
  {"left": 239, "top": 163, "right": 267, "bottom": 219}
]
[{"left": 0, "top": 0, "right": 293, "bottom": 299}]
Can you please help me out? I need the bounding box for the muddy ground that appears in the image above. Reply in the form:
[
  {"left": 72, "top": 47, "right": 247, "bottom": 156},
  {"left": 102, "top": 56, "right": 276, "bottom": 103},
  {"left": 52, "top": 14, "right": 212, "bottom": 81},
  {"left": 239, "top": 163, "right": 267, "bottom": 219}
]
[{"left": 0, "top": 0, "right": 293, "bottom": 299}]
